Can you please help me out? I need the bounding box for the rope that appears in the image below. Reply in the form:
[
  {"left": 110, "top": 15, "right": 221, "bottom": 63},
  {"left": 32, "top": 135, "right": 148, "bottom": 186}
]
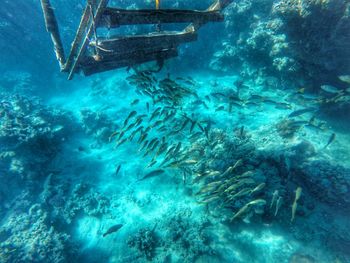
[
  {"left": 94, "top": 44, "right": 114, "bottom": 53},
  {"left": 155, "top": 0, "right": 161, "bottom": 32},
  {"left": 89, "top": 4, "right": 101, "bottom": 56},
  {"left": 87, "top": 36, "right": 114, "bottom": 53}
]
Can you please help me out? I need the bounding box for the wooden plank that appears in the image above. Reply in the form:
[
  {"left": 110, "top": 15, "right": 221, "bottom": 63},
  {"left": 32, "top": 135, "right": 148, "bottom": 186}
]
[
  {"left": 63, "top": 5, "right": 91, "bottom": 72},
  {"left": 83, "top": 45, "right": 178, "bottom": 65},
  {"left": 94, "top": 30, "right": 197, "bottom": 55},
  {"left": 80, "top": 48, "right": 178, "bottom": 76},
  {"left": 99, "top": 8, "right": 223, "bottom": 28},
  {"left": 68, "top": 0, "right": 109, "bottom": 80},
  {"left": 40, "top": 0, "right": 66, "bottom": 69}
]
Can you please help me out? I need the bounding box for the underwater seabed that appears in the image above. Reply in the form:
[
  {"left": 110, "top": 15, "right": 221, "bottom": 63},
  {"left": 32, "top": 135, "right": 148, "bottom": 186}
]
[{"left": 1, "top": 69, "right": 350, "bottom": 263}]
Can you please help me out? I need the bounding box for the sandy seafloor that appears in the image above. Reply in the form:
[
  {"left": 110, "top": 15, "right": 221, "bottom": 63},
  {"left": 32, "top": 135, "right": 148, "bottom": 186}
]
[{"left": 1, "top": 67, "right": 350, "bottom": 263}]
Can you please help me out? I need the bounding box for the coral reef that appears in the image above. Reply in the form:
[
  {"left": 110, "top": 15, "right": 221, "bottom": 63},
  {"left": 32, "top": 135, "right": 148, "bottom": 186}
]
[
  {"left": 276, "top": 119, "right": 301, "bottom": 139},
  {"left": 298, "top": 159, "right": 350, "bottom": 208},
  {"left": 80, "top": 108, "right": 117, "bottom": 143},
  {"left": 42, "top": 177, "right": 111, "bottom": 224},
  {"left": 127, "top": 226, "right": 158, "bottom": 260},
  {"left": 0, "top": 95, "right": 70, "bottom": 147},
  {"left": 190, "top": 128, "right": 257, "bottom": 173},
  {"left": 126, "top": 209, "right": 214, "bottom": 263},
  {"left": 0, "top": 94, "right": 114, "bottom": 261},
  {"left": 273, "top": 0, "right": 350, "bottom": 77},
  {"left": 211, "top": 0, "right": 297, "bottom": 80},
  {"left": 55, "top": 183, "right": 111, "bottom": 224},
  {"left": 210, "top": 0, "right": 350, "bottom": 88},
  {"left": 180, "top": 128, "right": 276, "bottom": 226},
  {"left": 162, "top": 212, "right": 214, "bottom": 262},
  {"left": 0, "top": 94, "right": 74, "bottom": 184},
  {"left": 0, "top": 71, "right": 34, "bottom": 94},
  {"left": 0, "top": 204, "right": 73, "bottom": 263}
]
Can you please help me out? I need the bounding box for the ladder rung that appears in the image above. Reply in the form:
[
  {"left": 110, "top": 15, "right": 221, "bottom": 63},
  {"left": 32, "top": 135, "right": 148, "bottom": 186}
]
[
  {"left": 100, "top": 8, "right": 224, "bottom": 27},
  {"left": 80, "top": 48, "right": 178, "bottom": 76},
  {"left": 94, "top": 30, "right": 197, "bottom": 55}
]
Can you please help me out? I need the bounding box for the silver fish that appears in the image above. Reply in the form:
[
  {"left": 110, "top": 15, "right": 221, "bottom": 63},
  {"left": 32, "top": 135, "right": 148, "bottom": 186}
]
[
  {"left": 274, "top": 196, "right": 283, "bottom": 217},
  {"left": 324, "top": 133, "right": 336, "bottom": 148},
  {"left": 320, "top": 85, "right": 341, "bottom": 94},
  {"left": 338, "top": 75, "right": 350, "bottom": 84},
  {"left": 270, "top": 190, "right": 279, "bottom": 209},
  {"left": 288, "top": 107, "right": 316, "bottom": 118},
  {"left": 250, "top": 183, "right": 266, "bottom": 195}
]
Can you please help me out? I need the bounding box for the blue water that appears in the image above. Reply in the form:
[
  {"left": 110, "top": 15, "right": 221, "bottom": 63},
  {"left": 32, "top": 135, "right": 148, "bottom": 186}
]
[{"left": 1, "top": 1, "right": 350, "bottom": 262}]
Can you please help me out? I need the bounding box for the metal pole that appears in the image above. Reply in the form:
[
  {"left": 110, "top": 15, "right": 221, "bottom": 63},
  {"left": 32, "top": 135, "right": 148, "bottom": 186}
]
[
  {"left": 67, "top": 0, "right": 109, "bottom": 80},
  {"left": 40, "top": 0, "right": 66, "bottom": 70}
]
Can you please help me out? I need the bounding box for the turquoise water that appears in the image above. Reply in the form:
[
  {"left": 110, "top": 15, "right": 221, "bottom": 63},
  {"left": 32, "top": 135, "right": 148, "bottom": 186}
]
[{"left": 1, "top": 1, "right": 350, "bottom": 262}]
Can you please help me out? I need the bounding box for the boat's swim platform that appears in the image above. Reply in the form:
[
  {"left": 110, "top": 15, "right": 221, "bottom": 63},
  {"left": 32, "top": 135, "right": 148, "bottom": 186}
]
[{"left": 40, "top": 0, "right": 232, "bottom": 79}]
